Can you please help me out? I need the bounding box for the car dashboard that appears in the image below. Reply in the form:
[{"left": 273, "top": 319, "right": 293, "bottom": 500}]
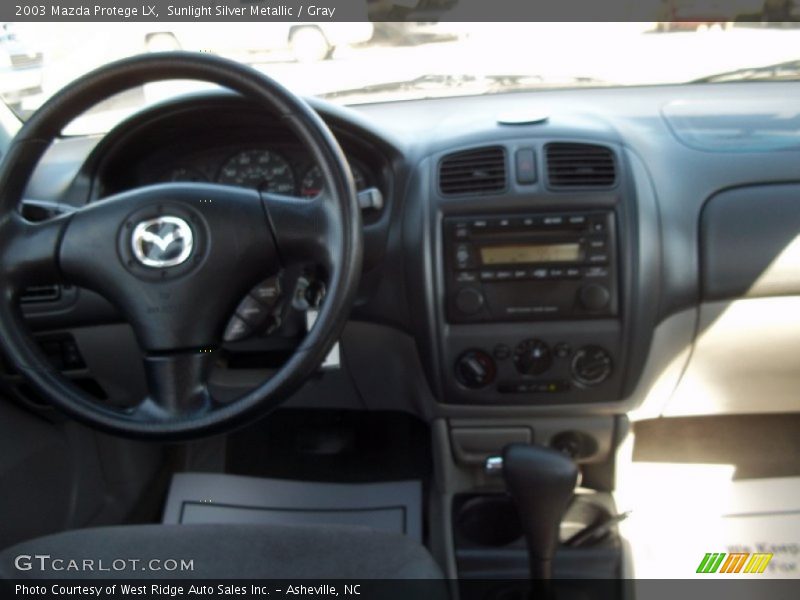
[{"left": 7, "top": 81, "right": 800, "bottom": 465}]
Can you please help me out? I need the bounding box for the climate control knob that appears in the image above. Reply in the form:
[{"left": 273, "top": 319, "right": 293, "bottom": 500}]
[
  {"left": 571, "top": 345, "right": 613, "bottom": 386},
  {"left": 513, "top": 339, "right": 552, "bottom": 375},
  {"left": 455, "top": 350, "right": 496, "bottom": 389}
]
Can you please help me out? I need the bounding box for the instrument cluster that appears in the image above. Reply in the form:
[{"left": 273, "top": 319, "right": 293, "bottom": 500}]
[{"left": 155, "top": 146, "right": 370, "bottom": 199}]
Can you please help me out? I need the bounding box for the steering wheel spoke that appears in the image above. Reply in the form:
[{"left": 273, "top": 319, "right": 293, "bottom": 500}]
[
  {"left": 138, "top": 350, "right": 216, "bottom": 419},
  {"left": 261, "top": 191, "right": 342, "bottom": 270},
  {"left": 0, "top": 212, "right": 68, "bottom": 295}
]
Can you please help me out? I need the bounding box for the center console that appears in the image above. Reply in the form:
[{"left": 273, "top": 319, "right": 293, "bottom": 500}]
[
  {"left": 404, "top": 126, "right": 653, "bottom": 587},
  {"left": 415, "top": 137, "right": 636, "bottom": 410}
]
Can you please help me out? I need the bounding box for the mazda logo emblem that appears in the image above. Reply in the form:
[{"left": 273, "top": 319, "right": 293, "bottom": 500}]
[{"left": 131, "top": 216, "right": 194, "bottom": 268}]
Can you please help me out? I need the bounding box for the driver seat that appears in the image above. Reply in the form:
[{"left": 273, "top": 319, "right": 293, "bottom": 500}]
[{"left": 0, "top": 523, "right": 444, "bottom": 580}]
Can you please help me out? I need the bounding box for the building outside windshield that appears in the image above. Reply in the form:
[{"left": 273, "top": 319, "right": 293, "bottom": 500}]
[{"left": 2, "top": 14, "right": 800, "bottom": 132}]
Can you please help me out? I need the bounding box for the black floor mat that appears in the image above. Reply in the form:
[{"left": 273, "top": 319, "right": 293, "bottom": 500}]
[
  {"left": 633, "top": 413, "right": 800, "bottom": 480},
  {"left": 225, "top": 409, "right": 432, "bottom": 483}
]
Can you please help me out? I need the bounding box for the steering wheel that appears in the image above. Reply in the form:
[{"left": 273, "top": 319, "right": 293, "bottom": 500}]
[{"left": 0, "top": 53, "right": 363, "bottom": 439}]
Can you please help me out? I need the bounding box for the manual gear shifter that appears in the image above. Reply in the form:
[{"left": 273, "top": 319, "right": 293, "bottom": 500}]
[{"left": 502, "top": 443, "right": 579, "bottom": 581}]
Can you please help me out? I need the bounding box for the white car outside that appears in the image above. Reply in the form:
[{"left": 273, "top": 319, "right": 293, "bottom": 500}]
[{"left": 142, "top": 22, "right": 375, "bottom": 62}]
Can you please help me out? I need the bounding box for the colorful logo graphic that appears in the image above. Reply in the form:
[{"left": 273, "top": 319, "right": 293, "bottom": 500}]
[{"left": 696, "top": 552, "right": 773, "bottom": 574}]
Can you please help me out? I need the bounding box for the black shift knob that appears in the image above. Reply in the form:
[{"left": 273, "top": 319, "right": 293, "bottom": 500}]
[{"left": 502, "top": 443, "right": 578, "bottom": 580}]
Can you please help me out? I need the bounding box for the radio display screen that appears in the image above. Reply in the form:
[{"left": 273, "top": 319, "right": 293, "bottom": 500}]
[{"left": 480, "top": 243, "right": 581, "bottom": 265}]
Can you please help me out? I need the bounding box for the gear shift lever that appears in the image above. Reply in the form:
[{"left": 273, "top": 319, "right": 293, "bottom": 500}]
[{"left": 501, "top": 443, "right": 578, "bottom": 581}]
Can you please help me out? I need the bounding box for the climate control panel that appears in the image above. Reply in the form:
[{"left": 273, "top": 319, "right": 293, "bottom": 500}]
[
  {"left": 455, "top": 339, "right": 612, "bottom": 395},
  {"left": 443, "top": 318, "right": 621, "bottom": 405}
]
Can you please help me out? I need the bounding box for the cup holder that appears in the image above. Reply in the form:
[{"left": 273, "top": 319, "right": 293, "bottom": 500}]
[
  {"left": 453, "top": 493, "right": 614, "bottom": 549},
  {"left": 454, "top": 494, "right": 523, "bottom": 547}
]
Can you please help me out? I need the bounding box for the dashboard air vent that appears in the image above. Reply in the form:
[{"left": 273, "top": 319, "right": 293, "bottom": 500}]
[
  {"left": 20, "top": 285, "right": 61, "bottom": 304},
  {"left": 439, "top": 146, "right": 506, "bottom": 195},
  {"left": 546, "top": 143, "right": 616, "bottom": 188}
]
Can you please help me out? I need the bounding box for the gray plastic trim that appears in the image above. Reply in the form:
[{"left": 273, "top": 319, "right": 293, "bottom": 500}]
[
  {"left": 163, "top": 472, "right": 423, "bottom": 542},
  {"left": 701, "top": 183, "right": 800, "bottom": 301}
]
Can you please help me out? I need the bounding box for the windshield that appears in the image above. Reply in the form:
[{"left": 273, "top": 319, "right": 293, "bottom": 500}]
[{"left": 2, "top": 21, "right": 799, "bottom": 133}]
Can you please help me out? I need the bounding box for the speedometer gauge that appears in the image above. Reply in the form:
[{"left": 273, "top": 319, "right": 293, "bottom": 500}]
[
  {"left": 217, "top": 150, "right": 296, "bottom": 194},
  {"left": 300, "top": 164, "right": 368, "bottom": 198}
]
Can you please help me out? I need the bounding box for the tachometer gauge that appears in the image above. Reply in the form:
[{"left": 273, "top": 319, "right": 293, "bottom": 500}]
[
  {"left": 217, "top": 149, "right": 296, "bottom": 194},
  {"left": 300, "top": 164, "right": 368, "bottom": 198},
  {"left": 160, "top": 166, "right": 208, "bottom": 183}
]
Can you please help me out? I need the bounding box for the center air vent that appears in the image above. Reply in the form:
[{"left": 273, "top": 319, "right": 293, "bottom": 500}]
[
  {"left": 546, "top": 143, "right": 616, "bottom": 188},
  {"left": 439, "top": 146, "right": 506, "bottom": 195}
]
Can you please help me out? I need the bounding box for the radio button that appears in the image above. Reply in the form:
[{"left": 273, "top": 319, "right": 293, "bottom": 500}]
[
  {"left": 588, "top": 238, "right": 606, "bottom": 250},
  {"left": 455, "top": 287, "right": 485, "bottom": 315},
  {"left": 588, "top": 253, "right": 609, "bottom": 264},
  {"left": 531, "top": 268, "right": 549, "bottom": 280},
  {"left": 543, "top": 216, "right": 564, "bottom": 226},
  {"left": 472, "top": 219, "right": 489, "bottom": 229},
  {"left": 493, "top": 344, "right": 512, "bottom": 360},
  {"left": 585, "top": 266, "right": 609, "bottom": 278},
  {"left": 554, "top": 343, "right": 572, "bottom": 359},
  {"left": 568, "top": 215, "right": 587, "bottom": 227},
  {"left": 579, "top": 284, "right": 611, "bottom": 311},
  {"left": 590, "top": 221, "right": 606, "bottom": 233},
  {"left": 455, "top": 244, "right": 477, "bottom": 268},
  {"left": 456, "top": 271, "right": 478, "bottom": 283}
]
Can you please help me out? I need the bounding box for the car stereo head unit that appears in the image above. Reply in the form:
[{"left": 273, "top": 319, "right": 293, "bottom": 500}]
[{"left": 443, "top": 211, "right": 618, "bottom": 323}]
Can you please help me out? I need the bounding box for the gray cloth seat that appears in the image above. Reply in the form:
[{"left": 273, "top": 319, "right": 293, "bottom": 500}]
[{"left": 0, "top": 523, "right": 444, "bottom": 580}]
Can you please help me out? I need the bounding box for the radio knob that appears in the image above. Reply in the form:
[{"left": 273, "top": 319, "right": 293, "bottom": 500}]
[
  {"left": 579, "top": 284, "right": 610, "bottom": 311},
  {"left": 571, "top": 346, "right": 613, "bottom": 386},
  {"left": 513, "top": 339, "right": 552, "bottom": 375},
  {"left": 455, "top": 287, "right": 484, "bottom": 315},
  {"left": 455, "top": 350, "right": 496, "bottom": 389}
]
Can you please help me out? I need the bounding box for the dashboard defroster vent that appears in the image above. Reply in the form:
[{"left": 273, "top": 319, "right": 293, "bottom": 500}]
[
  {"left": 439, "top": 146, "right": 506, "bottom": 195},
  {"left": 546, "top": 143, "right": 616, "bottom": 188}
]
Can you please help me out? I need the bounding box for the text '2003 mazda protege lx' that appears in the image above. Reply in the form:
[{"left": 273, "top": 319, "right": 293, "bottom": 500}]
[{"left": 0, "top": 7, "right": 799, "bottom": 600}]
